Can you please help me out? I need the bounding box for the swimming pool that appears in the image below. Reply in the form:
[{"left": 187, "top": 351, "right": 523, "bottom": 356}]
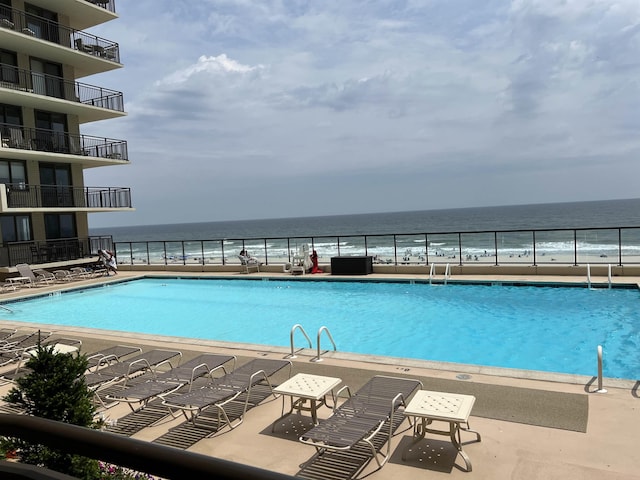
[{"left": 2, "top": 278, "right": 639, "bottom": 379}]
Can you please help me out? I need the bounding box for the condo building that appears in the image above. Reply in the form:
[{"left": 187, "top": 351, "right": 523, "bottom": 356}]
[{"left": 0, "top": 0, "right": 131, "bottom": 269}]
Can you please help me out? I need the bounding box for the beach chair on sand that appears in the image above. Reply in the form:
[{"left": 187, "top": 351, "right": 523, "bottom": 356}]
[
  {"left": 162, "top": 358, "right": 292, "bottom": 431},
  {"left": 299, "top": 375, "right": 422, "bottom": 471},
  {"left": 106, "top": 353, "right": 236, "bottom": 412}
]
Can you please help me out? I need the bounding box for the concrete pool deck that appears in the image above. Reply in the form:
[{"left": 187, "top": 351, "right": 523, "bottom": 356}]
[{"left": 0, "top": 270, "right": 639, "bottom": 479}]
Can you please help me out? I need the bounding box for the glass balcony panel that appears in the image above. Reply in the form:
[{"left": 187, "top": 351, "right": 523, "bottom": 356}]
[
  {"left": 362, "top": 235, "right": 394, "bottom": 264},
  {"left": 533, "top": 230, "right": 575, "bottom": 264},
  {"left": 164, "top": 241, "right": 188, "bottom": 264},
  {"left": 620, "top": 228, "right": 640, "bottom": 264},
  {"left": 395, "top": 234, "right": 426, "bottom": 264},
  {"left": 265, "top": 238, "right": 289, "bottom": 265},
  {"left": 575, "top": 229, "right": 619, "bottom": 265},
  {"left": 496, "top": 231, "right": 534, "bottom": 264},
  {"left": 331, "top": 235, "right": 366, "bottom": 257},
  {"left": 202, "top": 240, "right": 223, "bottom": 265},
  {"left": 460, "top": 232, "right": 495, "bottom": 264},
  {"left": 427, "top": 233, "right": 459, "bottom": 263}
]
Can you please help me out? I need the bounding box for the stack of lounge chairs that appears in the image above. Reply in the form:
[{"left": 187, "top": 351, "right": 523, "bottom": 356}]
[
  {"left": 106, "top": 353, "right": 237, "bottom": 412},
  {"left": 0, "top": 330, "right": 53, "bottom": 368},
  {"left": 0, "top": 336, "right": 83, "bottom": 382},
  {"left": 1, "top": 263, "right": 109, "bottom": 292},
  {"left": 162, "top": 358, "right": 292, "bottom": 431},
  {"left": 86, "top": 349, "right": 183, "bottom": 407}
]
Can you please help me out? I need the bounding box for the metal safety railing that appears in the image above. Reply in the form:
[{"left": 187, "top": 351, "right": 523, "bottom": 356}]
[
  {"left": 0, "top": 414, "right": 297, "bottom": 480},
  {"left": 112, "top": 226, "right": 640, "bottom": 268}
]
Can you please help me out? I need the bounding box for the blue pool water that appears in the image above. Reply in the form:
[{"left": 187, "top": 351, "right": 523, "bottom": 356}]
[{"left": 3, "top": 278, "right": 639, "bottom": 379}]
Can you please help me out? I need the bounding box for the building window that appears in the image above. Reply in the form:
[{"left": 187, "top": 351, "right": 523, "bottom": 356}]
[
  {"left": 30, "top": 58, "right": 64, "bottom": 98},
  {"left": 39, "top": 162, "right": 73, "bottom": 206},
  {"left": 0, "top": 104, "right": 22, "bottom": 147},
  {"left": 44, "top": 213, "right": 76, "bottom": 239},
  {"left": 0, "top": 214, "right": 31, "bottom": 243},
  {"left": 0, "top": 103, "right": 21, "bottom": 124},
  {"left": 0, "top": 50, "right": 18, "bottom": 84},
  {"left": 34, "top": 110, "right": 67, "bottom": 152},
  {"left": 0, "top": 1, "right": 12, "bottom": 26},
  {"left": 0, "top": 159, "right": 26, "bottom": 186},
  {"left": 24, "top": 3, "right": 58, "bottom": 42}
]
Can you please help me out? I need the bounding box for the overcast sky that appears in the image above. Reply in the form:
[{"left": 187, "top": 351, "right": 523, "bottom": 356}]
[{"left": 84, "top": 0, "right": 640, "bottom": 228}]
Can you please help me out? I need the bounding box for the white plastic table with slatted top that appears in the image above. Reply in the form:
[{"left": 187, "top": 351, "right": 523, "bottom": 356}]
[
  {"left": 272, "top": 373, "right": 341, "bottom": 429},
  {"left": 402, "top": 390, "right": 481, "bottom": 472}
]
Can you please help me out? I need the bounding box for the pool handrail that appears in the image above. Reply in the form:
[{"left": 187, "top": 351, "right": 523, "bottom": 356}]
[{"left": 311, "top": 326, "right": 337, "bottom": 363}]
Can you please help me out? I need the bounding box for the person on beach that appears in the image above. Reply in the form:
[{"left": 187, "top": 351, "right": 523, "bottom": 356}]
[
  {"left": 311, "top": 249, "right": 323, "bottom": 274},
  {"left": 98, "top": 249, "right": 118, "bottom": 276},
  {"left": 239, "top": 249, "right": 259, "bottom": 265}
]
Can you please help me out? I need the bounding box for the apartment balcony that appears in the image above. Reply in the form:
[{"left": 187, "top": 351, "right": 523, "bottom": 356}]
[
  {"left": 0, "top": 64, "right": 125, "bottom": 123},
  {"left": 0, "top": 183, "right": 133, "bottom": 213},
  {"left": 1, "top": 123, "right": 128, "bottom": 166},
  {"left": 0, "top": 5, "right": 121, "bottom": 78},
  {"left": 28, "top": 0, "right": 117, "bottom": 30}
]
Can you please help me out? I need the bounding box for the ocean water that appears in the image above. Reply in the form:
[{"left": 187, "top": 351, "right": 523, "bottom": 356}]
[
  {"left": 90, "top": 199, "right": 640, "bottom": 265},
  {"left": 92, "top": 198, "right": 640, "bottom": 242}
]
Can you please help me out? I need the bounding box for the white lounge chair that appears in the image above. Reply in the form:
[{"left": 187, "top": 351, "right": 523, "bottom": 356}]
[
  {"left": 291, "top": 244, "right": 312, "bottom": 275},
  {"left": 238, "top": 255, "right": 260, "bottom": 274},
  {"left": 15, "top": 264, "right": 55, "bottom": 287}
]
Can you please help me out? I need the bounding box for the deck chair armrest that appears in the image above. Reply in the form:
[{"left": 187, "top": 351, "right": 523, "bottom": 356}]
[
  {"left": 188, "top": 362, "right": 211, "bottom": 384},
  {"left": 152, "top": 358, "right": 176, "bottom": 373},
  {"left": 126, "top": 358, "right": 152, "bottom": 376},
  {"left": 391, "top": 391, "right": 409, "bottom": 409},
  {"left": 335, "top": 385, "right": 353, "bottom": 399},
  {"left": 248, "top": 369, "right": 271, "bottom": 389},
  {"left": 208, "top": 364, "right": 230, "bottom": 379},
  {"left": 93, "top": 353, "right": 118, "bottom": 369}
]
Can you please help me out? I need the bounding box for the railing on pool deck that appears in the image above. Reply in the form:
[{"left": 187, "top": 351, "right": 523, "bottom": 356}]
[
  {"left": 111, "top": 225, "right": 640, "bottom": 268},
  {"left": 0, "top": 414, "right": 298, "bottom": 480}
]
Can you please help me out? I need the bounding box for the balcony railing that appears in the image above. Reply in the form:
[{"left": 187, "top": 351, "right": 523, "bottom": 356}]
[
  {"left": 3, "top": 183, "right": 132, "bottom": 210},
  {"left": 1, "top": 123, "right": 128, "bottom": 161},
  {"left": 0, "top": 5, "right": 120, "bottom": 63},
  {"left": 0, "top": 235, "right": 113, "bottom": 267},
  {"left": 112, "top": 226, "right": 640, "bottom": 267},
  {"left": 0, "top": 63, "right": 124, "bottom": 112},
  {"left": 0, "top": 414, "right": 296, "bottom": 480},
  {"left": 85, "top": 0, "right": 117, "bottom": 13}
]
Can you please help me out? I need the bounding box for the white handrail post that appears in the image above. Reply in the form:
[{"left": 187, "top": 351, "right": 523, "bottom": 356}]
[
  {"left": 586, "top": 264, "right": 591, "bottom": 289},
  {"left": 429, "top": 263, "right": 435, "bottom": 285},
  {"left": 289, "top": 324, "right": 312, "bottom": 359},
  {"left": 595, "top": 345, "right": 607, "bottom": 393},
  {"left": 311, "top": 326, "right": 337, "bottom": 362},
  {"left": 607, "top": 264, "right": 612, "bottom": 289}
]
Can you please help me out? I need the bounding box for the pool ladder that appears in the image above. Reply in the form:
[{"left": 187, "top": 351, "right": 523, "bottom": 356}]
[
  {"left": 429, "top": 263, "right": 451, "bottom": 285},
  {"left": 586, "top": 264, "right": 612, "bottom": 289},
  {"left": 288, "top": 324, "right": 337, "bottom": 362}
]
